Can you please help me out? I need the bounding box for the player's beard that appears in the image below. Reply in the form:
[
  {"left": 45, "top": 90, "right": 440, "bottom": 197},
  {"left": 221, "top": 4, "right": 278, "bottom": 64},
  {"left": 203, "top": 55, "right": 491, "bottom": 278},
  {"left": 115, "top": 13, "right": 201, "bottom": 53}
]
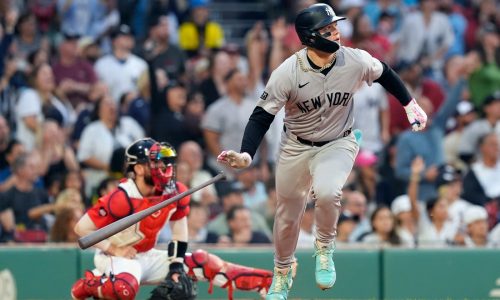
[{"left": 144, "top": 172, "right": 155, "bottom": 187}]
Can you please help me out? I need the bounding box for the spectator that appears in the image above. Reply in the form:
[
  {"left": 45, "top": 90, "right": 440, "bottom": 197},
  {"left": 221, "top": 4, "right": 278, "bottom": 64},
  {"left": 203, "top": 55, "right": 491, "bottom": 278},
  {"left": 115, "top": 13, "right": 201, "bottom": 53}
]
[
  {"left": 0, "top": 152, "right": 53, "bottom": 238},
  {"left": 12, "top": 12, "right": 49, "bottom": 66},
  {"left": 255, "top": 178, "right": 278, "bottom": 230},
  {"left": 197, "top": 50, "right": 232, "bottom": 108},
  {"left": 337, "top": 213, "right": 358, "bottom": 243},
  {"left": 458, "top": 91, "right": 500, "bottom": 164},
  {"left": 182, "top": 90, "right": 205, "bottom": 145},
  {"left": 396, "top": 0, "right": 454, "bottom": 80},
  {"left": 390, "top": 195, "right": 418, "bottom": 247},
  {"left": 417, "top": 196, "right": 458, "bottom": 246},
  {"left": 353, "top": 150, "right": 380, "bottom": 206},
  {"left": 352, "top": 83, "right": 390, "bottom": 153},
  {"left": 201, "top": 68, "right": 258, "bottom": 177},
  {"left": 435, "top": 165, "right": 471, "bottom": 233},
  {"left": 94, "top": 24, "right": 148, "bottom": 102},
  {"left": 462, "top": 205, "right": 493, "bottom": 248},
  {"left": 388, "top": 60, "right": 445, "bottom": 135},
  {"left": 359, "top": 206, "right": 402, "bottom": 246},
  {"left": 77, "top": 95, "right": 144, "bottom": 197},
  {"left": 38, "top": 120, "right": 79, "bottom": 187},
  {"left": 178, "top": 0, "right": 224, "bottom": 58},
  {"left": 395, "top": 76, "right": 467, "bottom": 201},
  {"left": 56, "top": 0, "right": 101, "bottom": 37},
  {"left": 49, "top": 206, "right": 83, "bottom": 242},
  {"left": 0, "top": 8, "right": 18, "bottom": 75},
  {"left": 466, "top": 23, "right": 500, "bottom": 109},
  {"left": 52, "top": 33, "right": 97, "bottom": 110},
  {"left": 296, "top": 201, "right": 315, "bottom": 248},
  {"left": 187, "top": 201, "right": 219, "bottom": 244},
  {"left": 222, "top": 205, "right": 271, "bottom": 245},
  {"left": 177, "top": 141, "right": 217, "bottom": 205},
  {"left": 0, "top": 54, "right": 21, "bottom": 131},
  {"left": 376, "top": 137, "right": 407, "bottom": 206},
  {"left": 0, "top": 140, "right": 26, "bottom": 192},
  {"left": 346, "top": 13, "right": 394, "bottom": 64},
  {"left": 343, "top": 190, "right": 371, "bottom": 242},
  {"left": 77, "top": 36, "right": 101, "bottom": 65},
  {"left": 438, "top": 0, "right": 467, "bottom": 58},
  {"left": 149, "top": 80, "right": 190, "bottom": 149},
  {"left": 462, "top": 133, "right": 500, "bottom": 209},
  {"left": 16, "top": 63, "right": 74, "bottom": 151},
  {"left": 143, "top": 15, "right": 187, "bottom": 83},
  {"left": 236, "top": 164, "right": 268, "bottom": 211},
  {"left": 207, "top": 180, "right": 272, "bottom": 239},
  {"left": 443, "top": 100, "right": 477, "bottom": 171},
  {"left": 0, "top": 116, "right": 11, "bottom": 170}
]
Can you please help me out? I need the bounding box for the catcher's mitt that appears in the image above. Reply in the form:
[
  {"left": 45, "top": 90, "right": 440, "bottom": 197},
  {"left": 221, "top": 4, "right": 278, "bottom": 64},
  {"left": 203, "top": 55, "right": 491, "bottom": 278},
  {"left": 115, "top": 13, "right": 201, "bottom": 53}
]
[{"left": 149, "top": 271, "right": 197, "bottom": 300}]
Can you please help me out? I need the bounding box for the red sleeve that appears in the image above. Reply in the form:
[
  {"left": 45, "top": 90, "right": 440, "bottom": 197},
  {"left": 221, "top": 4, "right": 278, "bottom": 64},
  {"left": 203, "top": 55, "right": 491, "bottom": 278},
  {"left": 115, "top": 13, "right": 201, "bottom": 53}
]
[
  {"left": 87, "top": 188, "right": 133, "bottom": 228},
  {"left": 170, "top": 182, "right": 191, "bottom": 221}
]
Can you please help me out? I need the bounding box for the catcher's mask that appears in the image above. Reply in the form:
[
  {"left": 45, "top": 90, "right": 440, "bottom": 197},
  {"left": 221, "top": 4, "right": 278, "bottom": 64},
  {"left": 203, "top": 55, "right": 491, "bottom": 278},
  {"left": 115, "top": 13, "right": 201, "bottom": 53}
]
[
  {"left": 148, "top": 142, "right": 177, "bottom": 192},
  {"left": 295, "top": 3, "right": 346, "bottom": 53},
  {"left": 125, "top": 138, "right": 177, "bottom": 192}
]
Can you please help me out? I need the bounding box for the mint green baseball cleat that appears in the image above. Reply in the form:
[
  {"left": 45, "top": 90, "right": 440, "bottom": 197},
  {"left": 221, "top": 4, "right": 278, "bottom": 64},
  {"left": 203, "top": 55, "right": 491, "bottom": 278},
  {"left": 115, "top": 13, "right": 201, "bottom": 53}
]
[
  {"left": 313, "top": 241, "right": 336, "bottom": 290},
  {"left": 265, "top": 267, "right": 293, "bottom": 300}
]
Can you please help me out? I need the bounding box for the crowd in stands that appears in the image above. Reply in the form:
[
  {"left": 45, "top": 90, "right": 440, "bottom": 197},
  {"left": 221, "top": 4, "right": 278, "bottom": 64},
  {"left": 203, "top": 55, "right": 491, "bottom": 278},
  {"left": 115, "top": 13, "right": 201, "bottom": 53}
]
[{"left": 0, "top": 0, "right": 499, "bottom": 249}]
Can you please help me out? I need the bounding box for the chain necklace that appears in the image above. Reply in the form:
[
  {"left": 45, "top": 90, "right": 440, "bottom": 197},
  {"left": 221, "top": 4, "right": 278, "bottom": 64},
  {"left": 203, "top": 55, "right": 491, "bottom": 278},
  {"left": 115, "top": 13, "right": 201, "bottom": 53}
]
[{"left": 295, "top": 49, "right": 337, "bottom": 73}]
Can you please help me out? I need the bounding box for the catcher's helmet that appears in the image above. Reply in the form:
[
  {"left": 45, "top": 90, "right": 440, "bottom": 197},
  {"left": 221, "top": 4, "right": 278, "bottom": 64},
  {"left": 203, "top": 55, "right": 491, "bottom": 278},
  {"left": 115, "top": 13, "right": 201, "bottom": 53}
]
[
  {"left": 125, "top": 137, "right": 157, "bottom": 170},
  {"left": 295, "top": 3, "right": 345, "bottom": 53}
]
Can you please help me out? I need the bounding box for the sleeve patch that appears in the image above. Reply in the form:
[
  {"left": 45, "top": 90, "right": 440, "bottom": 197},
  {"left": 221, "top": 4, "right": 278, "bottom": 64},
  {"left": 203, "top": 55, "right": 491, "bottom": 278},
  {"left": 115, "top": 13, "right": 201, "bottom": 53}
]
[{"left": 260, "top": 91, "right": 268, "bottom": 100}]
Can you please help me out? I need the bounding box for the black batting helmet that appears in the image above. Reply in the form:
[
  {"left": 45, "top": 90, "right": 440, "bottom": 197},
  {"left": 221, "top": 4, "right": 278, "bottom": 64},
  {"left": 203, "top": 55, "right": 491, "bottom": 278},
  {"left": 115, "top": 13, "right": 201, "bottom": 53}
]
[{"left": 295, "top": 3, "right": 345, "bottom": 53}]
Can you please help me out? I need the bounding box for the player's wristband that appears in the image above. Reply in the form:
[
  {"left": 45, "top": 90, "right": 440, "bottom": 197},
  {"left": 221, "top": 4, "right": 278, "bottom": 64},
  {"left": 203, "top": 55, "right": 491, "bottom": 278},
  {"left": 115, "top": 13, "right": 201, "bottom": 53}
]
[{"left": 168, "top": 240, "right": 188, "bottom": 263}]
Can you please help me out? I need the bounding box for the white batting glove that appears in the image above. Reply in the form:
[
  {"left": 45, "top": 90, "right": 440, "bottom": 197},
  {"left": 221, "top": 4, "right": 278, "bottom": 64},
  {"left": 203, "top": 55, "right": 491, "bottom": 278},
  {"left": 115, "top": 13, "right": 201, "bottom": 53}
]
[
  {"left": 217, "top": 150, "right": 252, "bottom": 169},
  {"left": 404, "top": 99, "right": 428, "bottom": 131}
]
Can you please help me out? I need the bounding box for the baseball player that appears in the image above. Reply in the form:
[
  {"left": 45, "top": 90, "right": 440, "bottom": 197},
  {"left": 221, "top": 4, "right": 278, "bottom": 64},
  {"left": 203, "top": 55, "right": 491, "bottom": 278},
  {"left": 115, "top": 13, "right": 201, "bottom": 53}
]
[
  {"left": 71, "top": 138, "right": 273, "bottom": 300},
  {"left": 217, "top": 3, "right": 427, "bottom": 299}
]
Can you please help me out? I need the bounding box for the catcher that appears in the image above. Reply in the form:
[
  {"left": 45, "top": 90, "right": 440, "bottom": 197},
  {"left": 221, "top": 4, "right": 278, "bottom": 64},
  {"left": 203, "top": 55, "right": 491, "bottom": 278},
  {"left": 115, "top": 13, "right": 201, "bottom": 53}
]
[{"left": 71, "top": 138, "right": 274, "bottom": 300}]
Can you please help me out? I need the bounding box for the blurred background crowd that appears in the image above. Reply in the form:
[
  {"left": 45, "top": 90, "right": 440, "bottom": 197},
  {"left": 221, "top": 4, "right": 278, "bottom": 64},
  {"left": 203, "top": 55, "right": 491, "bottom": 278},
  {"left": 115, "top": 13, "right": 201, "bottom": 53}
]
[{"left": 0, "top": 0, "right": 499, "bottom": 249}]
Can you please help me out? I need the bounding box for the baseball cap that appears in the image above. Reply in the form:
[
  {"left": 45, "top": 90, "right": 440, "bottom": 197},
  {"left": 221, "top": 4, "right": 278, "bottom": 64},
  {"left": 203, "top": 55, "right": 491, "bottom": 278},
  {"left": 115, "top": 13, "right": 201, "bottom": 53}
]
[
  {"left": 218, "top": 180, "right": 245, "bottom": 198},
  {"left": 338, "top": 212, "right": 360, "bottom": 224},
  {"left": 483, "top": 90, "right": 500, "bottom": 107},
  {"left": 110, "top": 24, "right": 133, "bottom": 39},
  {"left": 63, "top": 32, "right": 81, "bottom": 41},
  {"left": 436, "top": 165, "right": 461, "bottom": 188},
  {"left": 190, "top": 0, "right": 210, "bottom": 8},
  {"left": 464, "top": 205, "right": 487, "bottom": 226},
  {"left": 391, "top": 195, "right": 412, "bottom": 216},
  {"left": 354, "top": 150, "right": 378, "bottom": 167},
  {"left": 455, "top": 101, "right": 475, "bottom": 116}
]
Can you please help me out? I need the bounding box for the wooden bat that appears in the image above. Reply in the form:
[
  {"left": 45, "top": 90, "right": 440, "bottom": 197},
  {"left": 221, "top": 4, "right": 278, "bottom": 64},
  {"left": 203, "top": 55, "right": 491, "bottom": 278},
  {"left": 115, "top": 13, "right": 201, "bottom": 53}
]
[{"left": 78, "top": 172, "right": 226, "bottom": 249}]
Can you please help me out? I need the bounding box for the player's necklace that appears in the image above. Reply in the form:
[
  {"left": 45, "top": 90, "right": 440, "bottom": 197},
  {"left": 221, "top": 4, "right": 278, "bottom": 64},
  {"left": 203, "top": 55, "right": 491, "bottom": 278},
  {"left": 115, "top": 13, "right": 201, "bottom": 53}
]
[{"left": 295, "top": 50, "right": 337, "bottom": 73}]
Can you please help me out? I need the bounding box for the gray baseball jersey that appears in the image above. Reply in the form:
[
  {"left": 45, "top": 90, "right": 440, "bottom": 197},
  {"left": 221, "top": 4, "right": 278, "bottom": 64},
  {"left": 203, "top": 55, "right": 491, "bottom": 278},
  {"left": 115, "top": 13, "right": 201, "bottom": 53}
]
[
  {"left": 257, "top": 47, "right": 383, "bottom": 141},
  {"left": 258, "top": 47, "right": 383, "bottom": 268}
]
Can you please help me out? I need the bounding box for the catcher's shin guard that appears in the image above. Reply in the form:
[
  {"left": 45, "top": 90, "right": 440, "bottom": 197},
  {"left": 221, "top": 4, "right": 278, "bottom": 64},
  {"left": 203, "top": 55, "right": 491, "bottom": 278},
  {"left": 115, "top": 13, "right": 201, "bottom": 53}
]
[
  {"left": 184, "top": 249, "right": 273, "bottom": 300},
  {"left": 71, "top": 270, "right": 139, "bottom": 300}
]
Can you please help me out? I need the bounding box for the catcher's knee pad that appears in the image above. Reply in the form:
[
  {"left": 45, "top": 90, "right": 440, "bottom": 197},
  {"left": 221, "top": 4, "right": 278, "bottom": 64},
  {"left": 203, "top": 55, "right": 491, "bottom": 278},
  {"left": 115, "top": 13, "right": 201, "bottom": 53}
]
[
  {"left": 71, "top": 270, "right": 139, "bottom": 300},
  {"left": 185, "top": 249, "right": 273, "bottom": 300}
]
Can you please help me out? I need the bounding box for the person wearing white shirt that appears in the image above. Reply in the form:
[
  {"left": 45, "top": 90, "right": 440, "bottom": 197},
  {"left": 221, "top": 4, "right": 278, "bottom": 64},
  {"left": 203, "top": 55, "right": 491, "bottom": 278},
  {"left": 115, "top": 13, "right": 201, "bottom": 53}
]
[
  {"left": 77, "top": 96, "right": 144, "bottom": 197},
  {"left": 94, "top": 25, "right": 147, "bottom": 102}
]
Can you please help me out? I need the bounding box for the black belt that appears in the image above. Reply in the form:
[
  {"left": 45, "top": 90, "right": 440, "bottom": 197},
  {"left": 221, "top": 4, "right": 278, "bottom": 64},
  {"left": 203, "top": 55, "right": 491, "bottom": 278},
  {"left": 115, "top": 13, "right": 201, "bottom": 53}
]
[{"left": 283, "top": 126, "right": 352, "bottom": 147}]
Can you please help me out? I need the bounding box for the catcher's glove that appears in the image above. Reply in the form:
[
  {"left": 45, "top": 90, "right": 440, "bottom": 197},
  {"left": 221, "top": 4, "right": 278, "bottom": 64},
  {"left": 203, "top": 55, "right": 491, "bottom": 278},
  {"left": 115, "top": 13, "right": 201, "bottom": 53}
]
[{"left": 149, "top": 271, "right": 197, "bottom": 300}]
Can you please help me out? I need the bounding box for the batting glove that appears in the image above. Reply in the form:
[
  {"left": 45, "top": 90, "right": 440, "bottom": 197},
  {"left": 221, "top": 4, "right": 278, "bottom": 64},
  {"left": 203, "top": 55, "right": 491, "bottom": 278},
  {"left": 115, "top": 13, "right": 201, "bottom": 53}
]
[
  {"left": 217, "top": 150, "right": 252, "bottom": 169},
  {"left": 404, "top": 99, "right": 427, "bottom": 131}
]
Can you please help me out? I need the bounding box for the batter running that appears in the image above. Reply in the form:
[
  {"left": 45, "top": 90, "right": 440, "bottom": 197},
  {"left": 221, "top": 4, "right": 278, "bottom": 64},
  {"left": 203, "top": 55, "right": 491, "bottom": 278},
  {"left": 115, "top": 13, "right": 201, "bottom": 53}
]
[{"left": 218, "top": 3, "right": 427, "bottom": 300}]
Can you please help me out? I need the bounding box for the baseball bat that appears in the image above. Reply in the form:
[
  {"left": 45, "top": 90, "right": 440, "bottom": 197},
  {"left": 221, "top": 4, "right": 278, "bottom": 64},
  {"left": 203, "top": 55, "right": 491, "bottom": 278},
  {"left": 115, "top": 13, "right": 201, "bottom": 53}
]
[{"left": 78, "top": 172, "right": 226, "bottom": 249}]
